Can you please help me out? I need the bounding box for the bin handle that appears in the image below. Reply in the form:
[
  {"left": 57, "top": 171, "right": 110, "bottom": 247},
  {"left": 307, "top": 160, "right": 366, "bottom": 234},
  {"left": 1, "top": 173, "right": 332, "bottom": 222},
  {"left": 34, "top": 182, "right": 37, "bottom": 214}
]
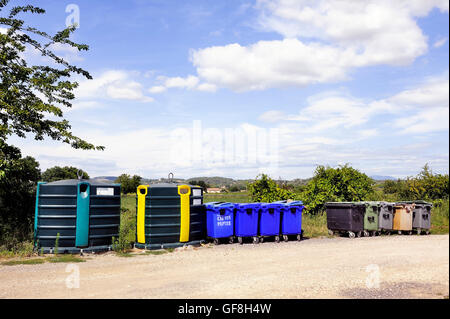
[{"left": 77, "top": 169, "right": 83, "bottom": 180}]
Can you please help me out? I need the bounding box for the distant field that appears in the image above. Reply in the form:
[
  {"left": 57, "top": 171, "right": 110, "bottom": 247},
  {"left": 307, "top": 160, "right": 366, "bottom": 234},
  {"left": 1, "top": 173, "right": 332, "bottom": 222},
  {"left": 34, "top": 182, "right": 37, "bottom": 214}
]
[{"left": 204, "top": 192, "right": 250, "bottom": 203}]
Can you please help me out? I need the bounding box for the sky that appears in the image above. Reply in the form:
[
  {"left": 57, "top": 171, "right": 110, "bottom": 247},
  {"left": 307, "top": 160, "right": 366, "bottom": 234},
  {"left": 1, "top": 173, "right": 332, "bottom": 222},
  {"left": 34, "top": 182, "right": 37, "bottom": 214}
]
[{"left": 3, "top": 0, "right": 449, "bottom": 180}]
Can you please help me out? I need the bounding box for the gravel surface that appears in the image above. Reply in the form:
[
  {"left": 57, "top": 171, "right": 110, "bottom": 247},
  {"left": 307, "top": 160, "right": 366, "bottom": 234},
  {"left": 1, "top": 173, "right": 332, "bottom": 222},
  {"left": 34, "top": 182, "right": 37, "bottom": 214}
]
[{"left": 0, "top": 234, "right": 448, "bottom": 299}]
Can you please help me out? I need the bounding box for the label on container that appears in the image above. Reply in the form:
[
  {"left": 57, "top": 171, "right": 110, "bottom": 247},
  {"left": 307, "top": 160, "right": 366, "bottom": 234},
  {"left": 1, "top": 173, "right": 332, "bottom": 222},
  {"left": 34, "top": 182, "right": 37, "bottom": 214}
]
[
  {"left": 192, "top": 189, "right": 202, "bottom": 197},
  {"left": 193, "top": 199, "right": 202, "bottom": 205},
  {"left": 96, "top": 187, "right": 114, "bottom": 196}
]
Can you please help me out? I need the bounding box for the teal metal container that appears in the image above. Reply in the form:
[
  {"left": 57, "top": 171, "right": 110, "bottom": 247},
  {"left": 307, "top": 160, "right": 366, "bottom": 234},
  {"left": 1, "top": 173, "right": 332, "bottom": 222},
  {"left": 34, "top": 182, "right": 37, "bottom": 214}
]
[{"left": 34, "top": 179, "right": 121, "bottom": 253}]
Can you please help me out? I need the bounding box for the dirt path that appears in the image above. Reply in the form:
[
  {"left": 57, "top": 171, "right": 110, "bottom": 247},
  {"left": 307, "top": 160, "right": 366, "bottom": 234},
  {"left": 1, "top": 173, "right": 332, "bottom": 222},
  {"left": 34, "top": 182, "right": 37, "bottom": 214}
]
[{"left": 0, "top": 235, "right": 448, "bottom": 299}]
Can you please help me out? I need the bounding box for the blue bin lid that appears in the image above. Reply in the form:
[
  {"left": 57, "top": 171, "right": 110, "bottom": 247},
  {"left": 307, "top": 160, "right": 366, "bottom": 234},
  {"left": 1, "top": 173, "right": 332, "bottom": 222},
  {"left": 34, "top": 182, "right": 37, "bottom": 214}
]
[
  {"left": 261, "top": 203, "right": 283, "bottom": 208},
  {"left": 272, "top": 200, "right": 303, "bottom": 206},
  {"left": 205, "top": 202, "right": 235, "bottom": 209},
  {"left": 284, "top": 201, "right": 304, "bottom": 206},
  {"left": 235, "top": 203, "right": 261, "bottom": 209}
]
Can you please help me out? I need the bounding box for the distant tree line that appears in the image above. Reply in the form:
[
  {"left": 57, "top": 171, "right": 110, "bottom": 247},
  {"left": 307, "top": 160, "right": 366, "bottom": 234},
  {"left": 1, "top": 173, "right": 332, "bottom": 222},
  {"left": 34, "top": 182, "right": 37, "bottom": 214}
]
[{"left": 247, "top": 164, "right": 449, "bottom": 215}]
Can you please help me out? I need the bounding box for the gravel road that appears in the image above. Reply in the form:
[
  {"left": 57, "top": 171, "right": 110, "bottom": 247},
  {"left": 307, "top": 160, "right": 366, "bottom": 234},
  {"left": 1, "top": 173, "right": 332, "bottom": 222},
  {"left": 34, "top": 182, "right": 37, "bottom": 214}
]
[{"left": 0, "top": 234, "right": 448, "bottom": 299}]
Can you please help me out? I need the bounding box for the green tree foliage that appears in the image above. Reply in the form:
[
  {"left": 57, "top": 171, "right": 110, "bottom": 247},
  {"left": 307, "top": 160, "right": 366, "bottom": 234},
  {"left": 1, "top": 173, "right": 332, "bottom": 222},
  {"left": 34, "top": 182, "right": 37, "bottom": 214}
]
[
  {"left": 115, "top": 174, "right": 142, "bottom": 194},
  {"left": 301, "top": 165, "right": 374, "bottom": 214},
  {"left": 0, "top": 1, "right": 103, "bottom": 150},
  {"left": 401, "top": 164, "right": 449, "bottom": 200},
  {"left": 0, "top": 142, "right": 40, "bottom": 246},
  {"left": 189, "top": 180, "right": 210, "bottom": 192},
  {"left": 247, "top": 174, "right": 296, "bottom": 202},
  {"left": 41, "top": 166, "right": 89, "bottom": 182}
]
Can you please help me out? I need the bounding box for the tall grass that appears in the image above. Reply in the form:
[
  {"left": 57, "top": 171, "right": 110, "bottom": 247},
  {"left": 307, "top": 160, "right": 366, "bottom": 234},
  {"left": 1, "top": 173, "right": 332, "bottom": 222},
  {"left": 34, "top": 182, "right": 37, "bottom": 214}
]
[
  {"left": 113, "top": 194, "right": 136, "bottom": 253},
  {"left": 430, "top": 199, "right": 449, "bottom": 234}
]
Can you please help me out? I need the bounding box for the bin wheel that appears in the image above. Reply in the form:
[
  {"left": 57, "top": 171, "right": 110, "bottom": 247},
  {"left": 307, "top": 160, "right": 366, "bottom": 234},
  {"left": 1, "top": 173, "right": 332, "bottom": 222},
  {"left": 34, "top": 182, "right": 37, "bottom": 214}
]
[
  {"left": 228, "top": 236, "right": 234, "bottom": 244},
  {"left": 371, "top": 231, "right": 377, "bottom": 237},
  {"left": 363, "top": 230, "right": 370, "bottom": 237},
  {"left": 213, "top": 238, "right": 220, "bottom": 245},
  {"left": 408, "top": 231, "right": 413, "bottom": 235},
  {"left": 356, "top": 231, "right": 362, "bottom": 238},
  {"left": 416, "top": 228, "right": 421, "bottom": 235},
  {"left": 328, "top": 230, "right": 334, "bottom": 236},
  {"left": 259, "top": 237, "right": 264, "bottom": 243},
  {"left": 398, "top": 231, "right": 402, "bottom": 235},
  {"left": 348, "top": 231, "right": 356, "bottom": 239},
  {"left": 275, "top": 236, "right": 280, "bottom": 243},
  {"left": 426, "top": 230, "right": 430, "bottom": 235},
  {"left": 296, "top": 234, "right": 302, "bottom": 241},
  {"left": 253, "top": 237, "right": 259, "bottom": 244},
  {"left": 283, "top": 235, "right": 289, "bottom": 242},
  {"left": 386, "top": 231, "right": 391, "bottom": 236},
  {"left": 238, "top": 237, "right": 243, "bottom": 245}
]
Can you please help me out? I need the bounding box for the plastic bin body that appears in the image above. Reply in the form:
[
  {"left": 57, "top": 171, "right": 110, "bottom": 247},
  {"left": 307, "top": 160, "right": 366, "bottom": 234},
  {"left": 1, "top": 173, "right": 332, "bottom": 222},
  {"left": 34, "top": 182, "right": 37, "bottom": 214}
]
[
  {"left": 234, "top": 203, "right": 260, "bottom": 237},
  {"left": 259, "top": 203, "right": 282, "bottom": 236},
  {"left": 136, "top": 183, "right": 206, "bottom": 250},
  {"left": 205, "top": 202, "right": 234, "bottom": 239},
  {"left": 274, "top": 200, "right": 304, "bottom": 235},
  {"left": 412, "top": 203, "right": 432, "bottom": 230},
  {"left": 361, "top": 202, "right": 380, "bottom": 231},
  {"left": 326, "top": 202, "right": 365, "bottom": 233},
  {"left": 393, "top": 203, "right": 413, "bottom": 231},
  {"left": 378, "top": 202, "right": 394, "bottom": 231}
]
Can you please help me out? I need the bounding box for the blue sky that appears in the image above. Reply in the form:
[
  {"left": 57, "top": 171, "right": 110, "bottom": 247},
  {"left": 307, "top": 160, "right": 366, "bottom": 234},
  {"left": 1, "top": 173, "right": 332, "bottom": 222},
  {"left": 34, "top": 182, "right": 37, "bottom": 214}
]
[{"left": 4, "top": 0, "right": 449, "bottom": 179}]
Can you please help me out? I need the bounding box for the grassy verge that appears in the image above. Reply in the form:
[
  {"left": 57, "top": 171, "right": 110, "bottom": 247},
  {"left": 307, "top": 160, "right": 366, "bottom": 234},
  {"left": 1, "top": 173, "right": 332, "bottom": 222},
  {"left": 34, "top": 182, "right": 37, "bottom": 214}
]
[
  {"left": 1, "top": 255, "right": 86, "bottom": 266},
  {"left": 430, "top": 199, "right": 449, "bottom": 235},
  {"left": 302, "top": 213, "right": 329, "bottom": 238},
  {"left": 1, "top": 258, "right": 46, "bottom": 266}
]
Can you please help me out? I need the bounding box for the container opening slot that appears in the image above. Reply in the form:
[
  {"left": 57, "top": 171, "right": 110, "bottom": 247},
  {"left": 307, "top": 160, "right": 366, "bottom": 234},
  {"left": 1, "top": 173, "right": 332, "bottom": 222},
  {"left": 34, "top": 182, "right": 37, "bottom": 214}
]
[{"left": 79, "top": 184, "right": 88, "bottom": 193}]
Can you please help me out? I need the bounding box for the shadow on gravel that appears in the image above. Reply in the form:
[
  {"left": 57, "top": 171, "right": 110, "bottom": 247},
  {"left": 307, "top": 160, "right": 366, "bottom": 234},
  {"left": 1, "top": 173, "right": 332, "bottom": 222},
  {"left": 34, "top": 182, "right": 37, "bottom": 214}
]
[{"left": 340, "top": 282, "right": 449, "bottom": 299}]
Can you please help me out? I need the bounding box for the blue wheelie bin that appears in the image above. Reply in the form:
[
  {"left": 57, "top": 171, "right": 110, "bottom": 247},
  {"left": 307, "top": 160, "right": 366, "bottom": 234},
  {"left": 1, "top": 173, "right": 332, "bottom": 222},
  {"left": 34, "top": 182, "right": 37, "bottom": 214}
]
[
  {"left": 205, "top": 202, "right": 235, "bottom": 244},
  {"left": 274, "top": 200, "right": 304, "bottom": 242},
  {"left": 234, "top": 203, "right": 260, "bottom": 244},
  {"left": 259, "top": 203, "right": 282, "bottom": 243}
]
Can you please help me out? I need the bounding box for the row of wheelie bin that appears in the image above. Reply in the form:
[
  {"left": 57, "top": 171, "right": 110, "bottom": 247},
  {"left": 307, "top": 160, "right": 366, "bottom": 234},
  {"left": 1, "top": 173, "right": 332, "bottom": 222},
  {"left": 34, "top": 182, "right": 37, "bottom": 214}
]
[
  {"left": 205, "top": 201, "right": 304, "bottom": 245},
  {"left": 325, "top": 200, "right": 432, "bottom": 238}
]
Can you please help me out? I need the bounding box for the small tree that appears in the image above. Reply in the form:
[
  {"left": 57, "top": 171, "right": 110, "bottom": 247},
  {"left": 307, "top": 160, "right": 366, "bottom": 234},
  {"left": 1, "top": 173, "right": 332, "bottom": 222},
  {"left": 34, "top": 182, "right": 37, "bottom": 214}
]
[
  {"left": 42, "top": 166, "right": 89, "bottom": 182},
  {"left": 247, "top": 174, "right": 295, "bottom": 202},
  {"left": 115, "top": 174, "right": 142, "bottom": 194},
  {"left": 301, "top": 164, "right": 374, "bottom": 214},
  {"left": 0, "top": 142, "right": 41, "bottom": 246}
]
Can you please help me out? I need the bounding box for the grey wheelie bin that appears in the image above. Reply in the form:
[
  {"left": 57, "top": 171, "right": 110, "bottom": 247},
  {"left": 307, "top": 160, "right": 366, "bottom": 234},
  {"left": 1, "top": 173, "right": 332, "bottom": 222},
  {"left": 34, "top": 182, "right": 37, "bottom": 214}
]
[{"left": 399, "top": 201, "right": 432, "bottom": 235}]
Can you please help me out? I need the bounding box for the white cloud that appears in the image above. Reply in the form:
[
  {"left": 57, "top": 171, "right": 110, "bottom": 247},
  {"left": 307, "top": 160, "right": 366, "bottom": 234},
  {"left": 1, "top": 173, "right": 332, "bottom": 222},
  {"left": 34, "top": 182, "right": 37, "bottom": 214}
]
[
  {"left": 434, "top": 37, "right": 448, "bottom": 48},
  {"left": 388, "top": 77, "right": 449, "bottom": 107},
  {"left": 149, "top": 85, "right": 167, "bottom": 94},
  {"left": 75, "top": 70, "right": 154, "bottom": 102},
  {"left": 177, "top": 0, "right": 448, "bottom": 91},
  {"left": 261, "top": 75, "right": 449, "bottom": 135},
  {"left": 394, "top": 107, "right": 449, "bottom": 134},
  {"left": 259, "top": 110, "right": 286, "bottom": 122},
  {"left": 149, "top": 75, "right": 216, "bottom": 93}
]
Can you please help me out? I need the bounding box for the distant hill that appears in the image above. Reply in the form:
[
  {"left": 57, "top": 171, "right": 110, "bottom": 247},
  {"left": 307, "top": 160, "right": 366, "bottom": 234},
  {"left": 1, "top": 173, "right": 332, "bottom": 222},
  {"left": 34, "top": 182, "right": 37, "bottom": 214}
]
[
  {"left": 370, "top": 175, "right": 397, "bottom": 181},
  {"left": 93, "top": 176, "right": 117, "bottom": 181}
]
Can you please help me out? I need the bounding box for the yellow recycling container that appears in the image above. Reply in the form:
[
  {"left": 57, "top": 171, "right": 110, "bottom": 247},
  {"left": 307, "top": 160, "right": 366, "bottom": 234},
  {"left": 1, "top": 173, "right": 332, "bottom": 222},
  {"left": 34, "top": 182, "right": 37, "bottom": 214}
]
[{"left": 392, "top": 203, "right": 415, "bottom": 235}]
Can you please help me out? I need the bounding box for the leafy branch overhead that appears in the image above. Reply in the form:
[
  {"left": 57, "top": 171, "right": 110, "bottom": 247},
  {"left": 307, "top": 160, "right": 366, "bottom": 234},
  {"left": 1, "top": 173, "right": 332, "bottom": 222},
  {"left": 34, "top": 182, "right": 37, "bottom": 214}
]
[{"left": 0, "top": 0, "right": 103, "bottom": 150}]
